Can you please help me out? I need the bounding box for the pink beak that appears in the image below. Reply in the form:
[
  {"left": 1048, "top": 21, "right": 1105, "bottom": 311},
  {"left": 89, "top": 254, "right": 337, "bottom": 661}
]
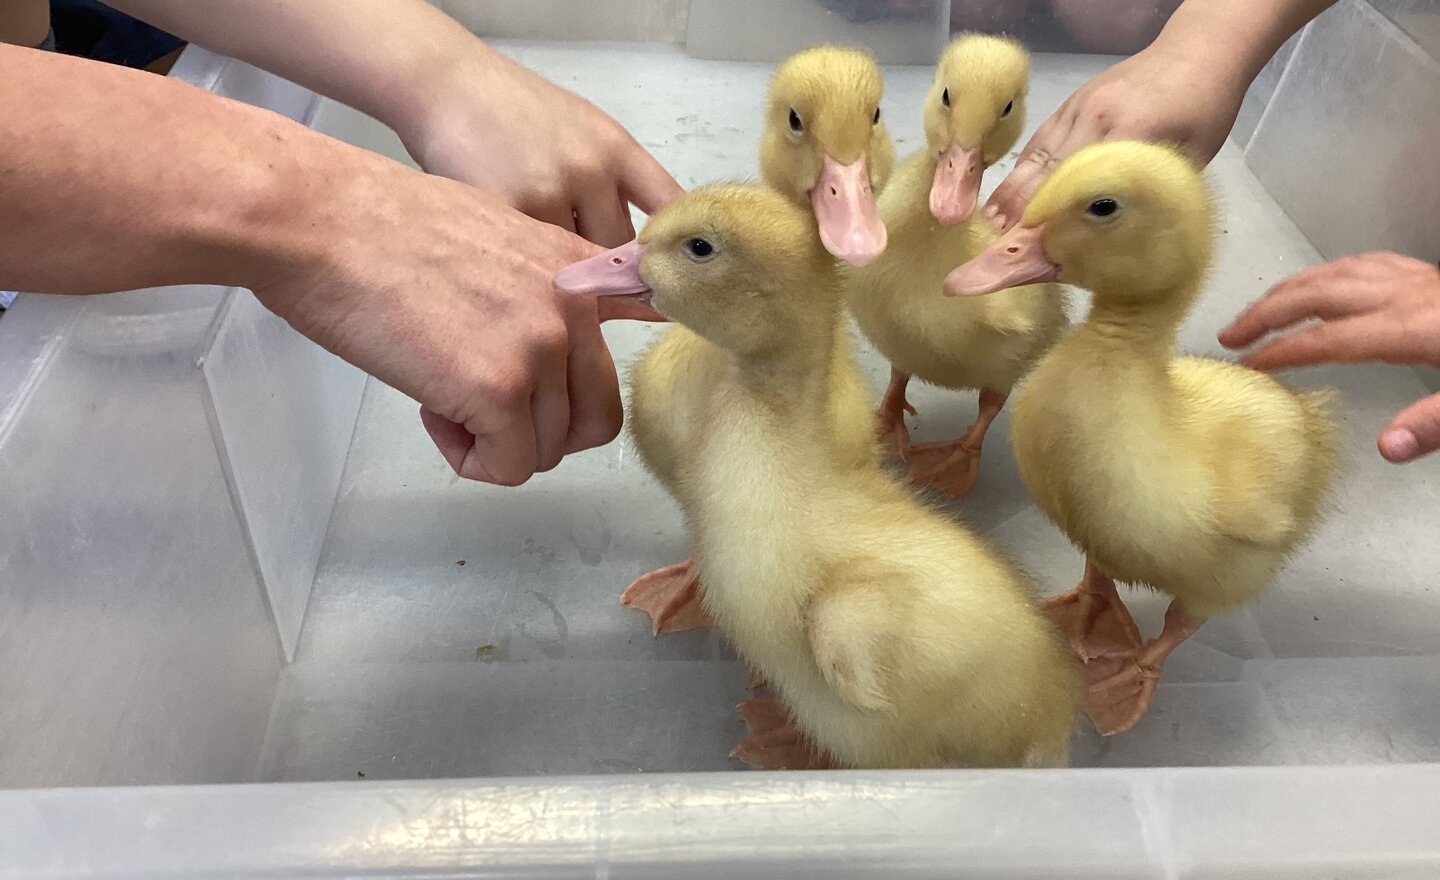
[
  {"left": 944, "top": 224, "right": 1058, "bottom": 296},
  {"left": 554, "top": 240, "right": 667, "bottom": 322},
  {"left": 811, "top": 154, "right": 887, "bottom": 267},
  {"left": 930, "top": 142, "right": 984, "bottom": 226}
]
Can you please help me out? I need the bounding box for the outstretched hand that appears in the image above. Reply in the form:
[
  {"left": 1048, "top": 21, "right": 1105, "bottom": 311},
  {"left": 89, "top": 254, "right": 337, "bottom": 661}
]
[
  {"left": 1220, "top": 252, "right": 1440, "bottom": 463},
  {"left": 983, "top": 41, "right": 1246, "bottom": 231}
]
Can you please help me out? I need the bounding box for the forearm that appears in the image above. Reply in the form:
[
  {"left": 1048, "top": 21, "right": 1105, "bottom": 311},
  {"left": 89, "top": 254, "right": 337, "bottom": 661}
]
[
  {"left": 1154, "top": 0, "right": 1337, "bottom": 85},
  {"left": 0, "top": 45, "right": 364, "bottom": 296},
  {"left": 103, "top": 0, "right": 491, "bottom": 150}
]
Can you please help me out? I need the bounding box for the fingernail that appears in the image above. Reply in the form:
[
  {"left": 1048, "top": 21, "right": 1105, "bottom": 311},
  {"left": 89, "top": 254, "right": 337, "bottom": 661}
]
[{"left": 1380, "top": 429, "right": 1419, "bottom": 462}]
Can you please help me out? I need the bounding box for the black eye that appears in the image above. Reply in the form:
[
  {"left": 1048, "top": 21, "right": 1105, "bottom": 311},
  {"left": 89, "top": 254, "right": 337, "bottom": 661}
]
[
  {"left": 1087, "top": 197, "right": 1120, "bottom": 218},
  {"left": 684, "top": 237, "right": 715, "bottom": 260},
  {"left": 788, "top": 108, "right": 803, "bottom": 133},
  {"left": 873, "top": 107, "right": 881, "bottom": 125},
  {"left": 1002, "top": 100, "right": 1014, "bottom": 117},
  {"left": 941, "top": 87, "right": 950, "bottom": 108}
]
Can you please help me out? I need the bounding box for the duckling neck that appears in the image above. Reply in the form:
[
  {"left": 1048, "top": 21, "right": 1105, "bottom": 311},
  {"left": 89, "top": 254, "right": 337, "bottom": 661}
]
[
  {"left": 1080, "top": 287, "right": 1195, "bottom": 359},
  {"left": 732, "top": 309, "right": 838, "bottom": 418}
]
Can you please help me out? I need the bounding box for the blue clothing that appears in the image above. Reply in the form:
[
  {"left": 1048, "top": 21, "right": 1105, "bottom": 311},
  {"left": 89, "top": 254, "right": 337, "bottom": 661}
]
[{"left": 50, "top": 0, "right": 183, "bottom": 69}]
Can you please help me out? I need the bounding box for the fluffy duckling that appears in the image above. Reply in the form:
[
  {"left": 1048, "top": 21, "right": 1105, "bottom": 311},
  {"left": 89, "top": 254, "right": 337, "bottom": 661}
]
[
  {"left": 561, "top": 184, "right": 1079, "bottom": 769},
  {"left": 760, "top": 44, "right": 895, "bottom": 266},
  {"left": 847, "top": 34, "right": 1069, "bottom": 498},
  {"left": 591, "top": 46, "right": 897, "bottom": 635},
  {"left": 947, "top": 141, "right": 1337, "bottom": 735}
]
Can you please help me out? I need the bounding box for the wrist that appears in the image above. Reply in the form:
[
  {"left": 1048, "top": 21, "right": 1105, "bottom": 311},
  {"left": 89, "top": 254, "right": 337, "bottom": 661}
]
[
  {"left": 385, "top": 31, "right": 502, "bottom": 170},
  {"left": 1152, "top": 0, "right": 1323, "bottom": 88}
]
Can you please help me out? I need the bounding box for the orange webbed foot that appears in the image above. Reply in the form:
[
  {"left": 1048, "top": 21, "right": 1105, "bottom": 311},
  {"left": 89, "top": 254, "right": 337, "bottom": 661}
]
[
  {"left": 731, "top": 698, "right": 837, "bottom": 770},
  {"left": 907, "top": 439, "right": 982, "bottom": 499},
  {"left": 619, "top": 558, "right": 712, "bottom": 635}
]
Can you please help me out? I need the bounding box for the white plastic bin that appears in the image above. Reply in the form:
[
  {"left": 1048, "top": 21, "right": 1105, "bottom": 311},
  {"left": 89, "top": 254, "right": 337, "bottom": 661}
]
[{"left": 1, "top": 14, "right": 1437, "bottom": 877}]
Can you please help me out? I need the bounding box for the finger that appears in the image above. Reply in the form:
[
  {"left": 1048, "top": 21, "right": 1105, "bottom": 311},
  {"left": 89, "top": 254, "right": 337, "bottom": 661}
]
[
  {"left": 984, "top": 112, "right": 1100, "bottom": 231},
  {"left": 1239, "top": 317, "right": 1400, "bottom": 372},
  {"left": 620, "top": 142, "right": 685, "bottom": 216},
  {"left": 420, "top": 407, "right": 479, "bottom": 475},
  {"left": 596, "top": 296, "right": 668, "bottom": 323},
  {"left": 530, "top": 199, "right": 578, "bottom": 236},
  {"left": 423, "top": 379, "right": 540, "bottom": 486},
  {"left": 530, "top": 355, "right": 571, "bottom": 473},
  {"left": 1219, "top": 276, "right": 1371, "bottom": 349},
  {"left": 1379, "top": 392, "right": 1440, "bottom": 463},
  {"left": 562, "top": 299, "right": 624, "bottom": 453},
  {"left": 574, "top": 191, "right": 635, "bottom": 249}
]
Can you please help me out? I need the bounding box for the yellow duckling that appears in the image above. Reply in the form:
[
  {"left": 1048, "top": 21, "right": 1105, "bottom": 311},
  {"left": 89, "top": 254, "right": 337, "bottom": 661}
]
[
  {"left": 585, "top": 46, "right": 895, "bottom": 635},
  {"left": 760, "top": 44, "right": 894, "bottom": 265},
  {"left": 848, "top": 34, "right": 1069, "bottom": 498},
  {"left": 561, "top": 184, "right": 1079, "bottom": 769},
  {"left": 947, "top": 141, "right": 1337, "bottom": 735}
]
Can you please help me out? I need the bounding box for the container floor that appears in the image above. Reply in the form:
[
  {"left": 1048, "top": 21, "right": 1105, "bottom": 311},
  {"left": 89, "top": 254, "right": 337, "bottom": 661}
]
[{"left": 258, "top": 44, "right": 1440, "bottom": 781}]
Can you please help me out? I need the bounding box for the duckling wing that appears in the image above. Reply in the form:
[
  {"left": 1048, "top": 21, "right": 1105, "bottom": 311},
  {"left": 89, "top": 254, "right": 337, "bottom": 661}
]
[
  {"left": 804, "top": 561, "right": 910, "bottom": 713},
  {"left": 1171, "top": 358, "right": 1333, "bottom": 547}
]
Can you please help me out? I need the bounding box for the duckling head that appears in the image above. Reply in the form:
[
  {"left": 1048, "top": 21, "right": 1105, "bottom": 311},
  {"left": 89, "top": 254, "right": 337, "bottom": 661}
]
[
  {"left": 760, "top": 45, "right": 894, "bottom": 267},
  {"left": 946, "top": 141, "right": 1214, "bottom": 305},
  {"left": 925, "top": 34, "right": 1030, "bottom": 225},
  {"left": 556, "top": 184, "right": 835, "bottom": 358}
]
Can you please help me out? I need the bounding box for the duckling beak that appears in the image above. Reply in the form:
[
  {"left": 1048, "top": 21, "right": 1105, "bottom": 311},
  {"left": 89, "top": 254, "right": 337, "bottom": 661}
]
[
  {"left": 944, "top": 224, "right": 1058, "bottom": 296},
  {"left": 554, "top": 241, "right": 666, "bottom": 322},
  {"left": 930, "top": 142, "right": 984, "bottom": 226},
  {"left": 811, "top": 154, "right": 887, "bottom": 267}
]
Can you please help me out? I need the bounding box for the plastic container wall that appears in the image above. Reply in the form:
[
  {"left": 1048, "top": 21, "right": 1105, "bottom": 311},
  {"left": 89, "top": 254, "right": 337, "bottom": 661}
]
[
  {"left": 0, "top": 49, "right": 366, "bottom": 785},
  {"left": 440, "top": 0, "right": 1187, "bottom": 59},
  {"left": 0, "top": 289, "right": 280, "bottom": 787},
  {"left": 1239, "top": 0, "right": 1440, "bottom": 265}
]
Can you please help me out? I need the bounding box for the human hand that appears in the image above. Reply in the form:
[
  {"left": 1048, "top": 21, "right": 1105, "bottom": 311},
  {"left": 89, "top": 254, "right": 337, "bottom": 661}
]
[
  {"left": 405, "top": 47, "right": 683, "bottom": 248},
  {"left": 983, "top": 41, "right": 1246, "bottom": 231},
  {"left": 1220, "top": 252, "right": 1440, "bottom": 463},
  {"left": 253, "top": 155, "right": 630, "bottom": 486}
]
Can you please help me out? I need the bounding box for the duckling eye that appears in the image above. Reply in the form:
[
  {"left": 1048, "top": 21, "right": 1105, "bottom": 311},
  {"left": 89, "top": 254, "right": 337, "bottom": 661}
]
[
  {"left": 941, "top": 87, "right": 951, "bottom": 108},
  {"left": 683, "top": 237, "right": 716, "bottom": 261},
  {"left": 873, "top": 107, "right": 881, "bottom": 125},
  {"left": 1086, "top": 197, "right": 1121, "bottom": 219},
  {"left": 788, "top": 108, "right": 804, "bottom": 134},
  {"left": 1002, "top": 100, "right": 1014, "bottom": 117}
]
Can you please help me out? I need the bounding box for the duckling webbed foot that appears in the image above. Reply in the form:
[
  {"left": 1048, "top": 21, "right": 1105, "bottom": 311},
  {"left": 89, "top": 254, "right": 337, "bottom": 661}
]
[
  {"left": 620, "top": 558, "right": 712, "bottom": 635},
  {"left": 731, "top": 698, "right": 837, "bottom": 770},
  {"left": 876, "top": 367, "right": 916, "bottom": 460},
  {"left": 1043, "top": 560, "right": 1143, "bottom": 664},
  {"left": 907, "top": 438, "right": 982, "bottom": 498},
  {"left": 905, "top": 388, "right": 1006, "bottom": 499},
  {"left": 1085, "top": 602, "right": 1203, "bottom": 736}
]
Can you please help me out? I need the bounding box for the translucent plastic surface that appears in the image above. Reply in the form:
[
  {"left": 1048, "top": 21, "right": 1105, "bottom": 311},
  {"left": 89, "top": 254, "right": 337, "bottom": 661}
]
[
  {"left": 260, "top": 43, "right": 1440, "bottom": 782},
  {"left": 3, "top": 768, "right": 1439, "bottom": 879},
  {"left": 2, "top": 28, "right": 1438, "bottom": 878}
]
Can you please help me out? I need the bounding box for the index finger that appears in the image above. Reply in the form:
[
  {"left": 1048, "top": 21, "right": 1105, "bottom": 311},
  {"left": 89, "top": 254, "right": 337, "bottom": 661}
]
[
  {"left": 1239, "top": 316, "right": 1409, "bottom": 372},
  {"left": 620, "top": 139, "right": 685, "bottom": 216},
  {"left": 984, "top": 113, "right": 1101, "bottom": 231},
  {"left": 1219, "top": 270, "right": 1372, "bottom": 349}
]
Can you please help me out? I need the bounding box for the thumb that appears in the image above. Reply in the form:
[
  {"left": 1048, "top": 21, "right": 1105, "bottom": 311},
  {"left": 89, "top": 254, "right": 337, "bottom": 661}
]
[{"left": 1378, "top": 391, "right": 1440, "bottom": 463}]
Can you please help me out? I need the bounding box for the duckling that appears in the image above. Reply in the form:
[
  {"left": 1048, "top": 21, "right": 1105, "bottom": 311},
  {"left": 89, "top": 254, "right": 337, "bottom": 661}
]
[
  {"left": 591, "top": 46, "right": 896, "bottom": 635},
  {"left": 560, "top": 184, "right": 1079, "bottom": 769},
  {"left": 847, "top": 34, "right": 1069, "bottom": 499},
  {"left": 946, "top": 141, "right": 1337, "bottom": 735},
  {"left": 760, "top": 44, "right": 894, "bottom": 266}
]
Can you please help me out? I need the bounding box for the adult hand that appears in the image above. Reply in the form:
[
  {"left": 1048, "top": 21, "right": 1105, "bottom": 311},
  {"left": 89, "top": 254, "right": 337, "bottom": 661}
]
[
  {"left": 1219, "top": 252, "right": 1440, "bottom": 463},
  {"left": 253, "top": 161, "right": 627, "bottom": 486},
  {"left": 983, "top": 41, "right": 1246, "bottom": 231},
  {"left": 406, "top": 48, "right": 684, "bottom": 247}
]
